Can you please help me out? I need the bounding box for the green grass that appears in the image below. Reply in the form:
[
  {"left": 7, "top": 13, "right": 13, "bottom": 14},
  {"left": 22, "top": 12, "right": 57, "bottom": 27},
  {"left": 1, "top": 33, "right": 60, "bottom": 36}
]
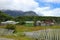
[
  {"left": 0, "top": 25, "right": 60, "bottom": 32},
  {"left": 15, "top": 25, "right": 60, "bottom": 32},
  {"left": 0, "top": 35, "right": 32, "bottom": 40}
]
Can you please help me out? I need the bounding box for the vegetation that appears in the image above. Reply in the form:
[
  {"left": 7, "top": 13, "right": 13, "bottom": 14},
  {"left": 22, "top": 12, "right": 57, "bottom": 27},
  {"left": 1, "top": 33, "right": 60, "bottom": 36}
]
[
  {"left": 0, "top": 11, "right": 60, "bottom": 40},
  {"left": 15, "top": 16, "right": 60, "bottom": 23},
  {"left": 5, "top": 24, "right": 16, "bottom": 30},
  {"left": 0, "top": 11, "right": 13, "bottom": 22},
  {"left": 0, "top": 11, "right": 60, "bottom": 24},
  {"left": 0, "top": 25, "right": 60, "bottom": 40}
]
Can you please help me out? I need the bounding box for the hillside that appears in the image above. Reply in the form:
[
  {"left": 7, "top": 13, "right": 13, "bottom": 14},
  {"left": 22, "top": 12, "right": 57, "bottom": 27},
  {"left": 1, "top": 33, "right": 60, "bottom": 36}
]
[
  {"left": 23, "top": 11, "right": 38, "bottom": 16},
  {"left": 2, "top": 10, "right": 38, "bottom": 17}
]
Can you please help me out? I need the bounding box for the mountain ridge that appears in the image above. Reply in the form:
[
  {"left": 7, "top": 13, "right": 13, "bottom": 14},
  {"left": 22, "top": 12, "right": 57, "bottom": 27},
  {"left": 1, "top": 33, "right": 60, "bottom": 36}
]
[{"left": 1, "top": 10, "right": 38, "bottom": 17}]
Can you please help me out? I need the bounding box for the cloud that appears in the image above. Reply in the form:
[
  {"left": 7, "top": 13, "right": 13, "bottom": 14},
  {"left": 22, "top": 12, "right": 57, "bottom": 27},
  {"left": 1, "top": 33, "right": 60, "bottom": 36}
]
[
  {"left": 0, "top": 0, "right": 12, "bottom": 9},
  {"left": 0, "top": 0, "right": 39, "bottom": 11},
  {"left": 0, "top": 0, "right": 60, "bottom": 16},
  {"left": 40, "top": 0, "right": 60, "bottom": 3},
  {"left": 33, "top": 7, "right": 50, "bottom": 16},
  {"left": 33, "top": 7, "right": 60, "bottom": 16}
]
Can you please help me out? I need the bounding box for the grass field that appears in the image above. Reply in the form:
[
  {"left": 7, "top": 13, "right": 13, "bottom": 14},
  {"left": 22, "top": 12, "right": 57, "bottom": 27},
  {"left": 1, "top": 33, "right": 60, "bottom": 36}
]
[
  {"left": 0, "top": 25, "right": 60, "bottom": 40},
  {"left": 15, "top": 25, "right": 60, "bottom": 32}
]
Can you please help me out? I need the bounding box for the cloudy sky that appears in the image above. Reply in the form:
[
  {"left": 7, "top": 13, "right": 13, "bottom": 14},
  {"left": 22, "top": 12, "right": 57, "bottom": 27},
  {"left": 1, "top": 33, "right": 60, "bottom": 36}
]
[{"left": 0, "top": 0, "right": 60, "bottom": 16}]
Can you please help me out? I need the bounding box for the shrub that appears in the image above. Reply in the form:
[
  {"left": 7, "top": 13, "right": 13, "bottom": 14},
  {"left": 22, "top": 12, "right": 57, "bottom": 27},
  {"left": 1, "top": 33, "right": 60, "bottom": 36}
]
[
  {"left": 18, "top": 21, "right": 25, "bottom": 25},
  {"left": 6, "top": 24, "right": 16, "bottom": 30}
]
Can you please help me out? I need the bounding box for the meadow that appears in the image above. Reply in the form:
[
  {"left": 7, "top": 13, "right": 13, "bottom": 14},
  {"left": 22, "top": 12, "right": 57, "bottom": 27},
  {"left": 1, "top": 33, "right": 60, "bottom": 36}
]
[{"left": 0, "top": 25, "right": 60, "bottom": 40}]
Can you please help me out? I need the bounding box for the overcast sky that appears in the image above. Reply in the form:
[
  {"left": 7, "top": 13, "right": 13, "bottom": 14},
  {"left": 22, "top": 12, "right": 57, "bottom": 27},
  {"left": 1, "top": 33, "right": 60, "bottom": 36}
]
[{"left": 0, "top": 0, "right": 60, "bottom": 16}]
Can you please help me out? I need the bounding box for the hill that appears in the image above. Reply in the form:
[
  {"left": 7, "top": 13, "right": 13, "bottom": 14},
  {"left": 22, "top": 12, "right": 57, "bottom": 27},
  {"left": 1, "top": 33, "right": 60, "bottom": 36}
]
[{"left": 2, "top": 10, "right": 38, "bottom": 17}]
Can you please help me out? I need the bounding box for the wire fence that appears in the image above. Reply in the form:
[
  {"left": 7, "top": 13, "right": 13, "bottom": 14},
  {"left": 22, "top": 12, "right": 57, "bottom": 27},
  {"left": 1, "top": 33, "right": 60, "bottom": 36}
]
[
  {"left": 38, "top": 29, "right": 60, "bottom": 40},
  {"left": 24, "top": 29, "right": 60, "bottom": 40}
]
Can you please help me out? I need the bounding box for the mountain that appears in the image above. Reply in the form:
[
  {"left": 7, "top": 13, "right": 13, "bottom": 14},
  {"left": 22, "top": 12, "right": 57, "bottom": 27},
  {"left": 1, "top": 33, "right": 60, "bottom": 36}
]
[
  {"left": 2, "top": 10, "right": 24, "bottom": 17},
  {"left": 2, "top": 10, "right": 38, "bottom": 17},
  {"left": 23, "top": 11, "right": 38, "bottom": 16}
]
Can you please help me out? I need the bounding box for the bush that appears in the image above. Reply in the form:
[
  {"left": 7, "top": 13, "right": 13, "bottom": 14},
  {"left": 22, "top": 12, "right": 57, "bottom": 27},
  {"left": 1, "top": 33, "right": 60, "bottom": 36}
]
[
  {"left": 6, "top": 24, "right": 16, "bottom": 30},
  {"left": 18, "top": 21, "right": 25, "bottom": 25}
]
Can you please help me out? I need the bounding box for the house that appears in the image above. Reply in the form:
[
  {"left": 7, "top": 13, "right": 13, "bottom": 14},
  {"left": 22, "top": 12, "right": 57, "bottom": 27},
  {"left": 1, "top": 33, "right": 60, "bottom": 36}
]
[
  {"left": 25, "top": 21, "right": 34, "bottom": 27},
  {"left": 40, "top": 21, "right": 46, "bottom": 26},
  {"left": 44, "top": 19, "right": 55, "bottom": 26},
  {"left": 36, "top": 20, "right": 55, "bottom": 26},
  {"left": 25, "top": 20, "right": 55, "bottom": 27},
  {"left": 1, "top": 21, "right": 19, "bottom": 25},
  {"left": 36, "top": 21, "right": 41, "bottom": 26}
]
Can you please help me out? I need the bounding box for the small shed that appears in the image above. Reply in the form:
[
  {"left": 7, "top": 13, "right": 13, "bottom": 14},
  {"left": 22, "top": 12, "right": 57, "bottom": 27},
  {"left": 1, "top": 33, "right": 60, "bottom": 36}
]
[
  {"left": 1, "top": 21, "right": 19, "bottom": 25},
  {"left": 36, "top": 21, "right": 41, "bottom": 26},
  {"left": 25, "top": 21, "right": 34, "bottom": 27}
]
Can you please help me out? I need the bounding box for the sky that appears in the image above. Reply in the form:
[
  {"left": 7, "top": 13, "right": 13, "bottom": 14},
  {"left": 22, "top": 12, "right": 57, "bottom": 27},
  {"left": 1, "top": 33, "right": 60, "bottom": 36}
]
[{"left": 0, "top": 0, "right": 60, "bottom": 16}]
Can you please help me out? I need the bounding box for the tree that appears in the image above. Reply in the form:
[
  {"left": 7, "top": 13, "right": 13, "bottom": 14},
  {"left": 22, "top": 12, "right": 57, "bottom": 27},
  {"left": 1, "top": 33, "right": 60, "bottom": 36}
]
[{"left": 0, "top": 11, "right": 13, "bottom": 22}]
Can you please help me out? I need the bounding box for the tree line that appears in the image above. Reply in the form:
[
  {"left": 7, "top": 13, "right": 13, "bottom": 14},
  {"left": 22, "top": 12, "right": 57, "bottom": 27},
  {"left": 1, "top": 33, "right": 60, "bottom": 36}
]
[{"left": 0, "top": 11, "right": 60, "bottom": 24}]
